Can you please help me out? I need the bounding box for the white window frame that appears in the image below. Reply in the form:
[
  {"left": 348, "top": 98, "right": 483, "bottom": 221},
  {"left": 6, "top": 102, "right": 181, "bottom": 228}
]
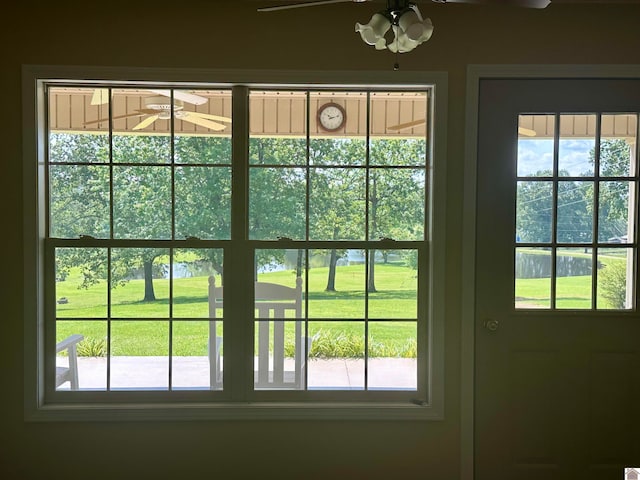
[{"left": 23, "top": 65, "right": 447, "bottom": 421}]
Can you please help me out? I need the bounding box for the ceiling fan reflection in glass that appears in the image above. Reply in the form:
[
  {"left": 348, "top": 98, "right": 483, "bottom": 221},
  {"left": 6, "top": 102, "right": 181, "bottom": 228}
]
[
  {"left": 256, "top": 0, "right": 551, "bottom": 13},
  {"left": 84, "top": 94, "right": 232, "bottom": 132},
  {"left": 90, "top": 88, "right": 208, "bottom": 106}
]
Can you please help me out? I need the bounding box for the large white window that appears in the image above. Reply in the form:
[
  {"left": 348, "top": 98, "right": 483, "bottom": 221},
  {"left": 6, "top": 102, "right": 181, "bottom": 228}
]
[{"left": 24, "top": 68, "right": 445, "bottom": 420}]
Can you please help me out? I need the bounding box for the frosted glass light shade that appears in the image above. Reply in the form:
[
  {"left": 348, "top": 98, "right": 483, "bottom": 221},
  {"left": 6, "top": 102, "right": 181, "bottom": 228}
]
[
  {"left": 388, "top": 29, "right": 418, "bottom": 53},
  {"left": 355, "top": 13, "right": 391, "bottom": 46},
  {"left": 398, "top": 10, "right": 434, "bottom": 43}
]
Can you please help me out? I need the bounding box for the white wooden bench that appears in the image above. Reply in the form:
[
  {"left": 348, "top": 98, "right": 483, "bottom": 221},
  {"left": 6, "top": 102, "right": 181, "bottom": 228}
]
[
  {"left": 56, "top": 334, "right": 84, "bottom": 390},
  {"left": 208, "top": 276, "right": 312, "bottom": 390}
]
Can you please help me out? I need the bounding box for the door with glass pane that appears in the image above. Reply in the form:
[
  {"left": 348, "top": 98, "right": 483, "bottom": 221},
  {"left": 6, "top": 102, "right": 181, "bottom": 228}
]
[{"left": 476, "top": 79, "right": 640, "bottom": 479}]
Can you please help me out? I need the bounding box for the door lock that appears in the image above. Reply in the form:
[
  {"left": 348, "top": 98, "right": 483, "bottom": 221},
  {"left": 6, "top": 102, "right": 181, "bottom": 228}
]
[{"left": 483, "top": 319, "right": 499, "bottom": 332}]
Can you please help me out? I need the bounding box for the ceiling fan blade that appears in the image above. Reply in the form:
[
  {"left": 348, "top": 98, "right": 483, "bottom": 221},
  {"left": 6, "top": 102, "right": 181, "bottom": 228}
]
[
  {"left": 180, "top": 113, "right": 228, "bottom": 131},
  {"left": 149, "top": 89, "right": 208, "bottom": 105},
  {"left": 83, "top": 110, "right": 147, "bottom": 125},
  {"left": 518, "top": 126, "right": 537, "bottom": 137},
  {"left": 132, "top": 115, "right": 160, "bottom": 131},
  {"left": 184, "top": 111, "right": 232, "bottom": 123},
  {"left": 435, "top": 0, "right": 550, "bottom": 7},
  {"left": 90, "top": 88, "right": 110, "bottom": 105},
  {"left": 258, "top": 0, "right": 366, "bottom": 12},
  {"left": 90, "top": 88, "right": 207, "bottom": 106},
  {"left": 387, "top": 118, "right": 426, "bottom": 131}
]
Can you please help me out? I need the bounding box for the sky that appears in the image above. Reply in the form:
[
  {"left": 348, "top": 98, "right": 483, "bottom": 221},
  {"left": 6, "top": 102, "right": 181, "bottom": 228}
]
[{"left": 517, "top": 138, "right": 595, "bottom": 177}]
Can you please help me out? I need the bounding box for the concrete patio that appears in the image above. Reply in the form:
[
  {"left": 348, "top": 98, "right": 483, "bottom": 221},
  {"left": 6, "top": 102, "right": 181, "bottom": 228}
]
[{"left": 57, "top": 356, "right": 417, "bottom": 391}]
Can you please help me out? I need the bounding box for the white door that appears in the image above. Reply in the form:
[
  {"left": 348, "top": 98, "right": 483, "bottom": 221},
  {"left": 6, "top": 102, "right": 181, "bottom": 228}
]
[{"left": 476, "top": 79, "right": 640, "bottom": 479}]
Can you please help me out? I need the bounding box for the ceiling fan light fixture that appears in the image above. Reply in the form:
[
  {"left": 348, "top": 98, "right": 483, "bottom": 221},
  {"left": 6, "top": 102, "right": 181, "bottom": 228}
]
[
  {"left": 398, "top": 6, "right": 433, "bottom": 43},
  {"left": 355, "top": 12, "right": 391, "bottom": 46},
  {"left": 356, "top": 2, "right": 433, "bottom": 54},
  {"left": 144, "top": 96, "right": 184, "bottom": 111}
]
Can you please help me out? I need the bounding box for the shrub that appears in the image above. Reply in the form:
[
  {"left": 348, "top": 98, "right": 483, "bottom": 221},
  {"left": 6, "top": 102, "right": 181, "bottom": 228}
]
[
  {"left": 77, "top": 337, "right": 108, "bottom": 357},
  {"left": 599, "top": 260, "right": 627, "bottom": 309},
  {"left": 296, "top": 329, "right": 416, "bottom": 359}
]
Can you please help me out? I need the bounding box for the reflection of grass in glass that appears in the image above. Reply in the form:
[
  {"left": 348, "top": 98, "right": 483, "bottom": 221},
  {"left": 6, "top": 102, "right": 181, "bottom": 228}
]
[{"left": 55, "top": 264, "right": 418, "bottom": 355}]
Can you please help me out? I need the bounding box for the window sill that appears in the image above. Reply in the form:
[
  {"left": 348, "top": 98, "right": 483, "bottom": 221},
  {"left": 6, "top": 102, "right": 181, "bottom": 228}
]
[{"left": 27, "top": 401, "right": 443, "bottom": 422}]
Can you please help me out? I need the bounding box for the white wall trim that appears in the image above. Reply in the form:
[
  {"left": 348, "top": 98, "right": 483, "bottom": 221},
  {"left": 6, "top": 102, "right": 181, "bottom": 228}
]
[{"left": 462, "top": 64, "right": 640, "bottom": 480}]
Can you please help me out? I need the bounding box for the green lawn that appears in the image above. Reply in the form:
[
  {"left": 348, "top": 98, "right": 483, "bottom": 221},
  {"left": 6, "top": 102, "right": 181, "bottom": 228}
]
[
  {"left": 515, "top": 251, "right": 626, "bottom": 309},
  {"left": 55, "top": 263, "right": 418, "bottom": 357}
]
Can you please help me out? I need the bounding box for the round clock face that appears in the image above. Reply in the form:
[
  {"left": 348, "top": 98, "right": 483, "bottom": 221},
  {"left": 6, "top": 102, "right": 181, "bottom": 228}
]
[{"left": 318, "top": 103, "right": 346, "bottom": 131}]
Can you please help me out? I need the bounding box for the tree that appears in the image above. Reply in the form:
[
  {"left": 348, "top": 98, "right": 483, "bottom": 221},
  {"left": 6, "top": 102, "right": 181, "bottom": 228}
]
[
  {"left": 516, "top": 169, "right": 592, "bottom": 244},
  {"left": 556, "top": 179, "right": 592, "bottom": 243},
  {"left": 249, "top": 137, "right": 307, "bottom": 277},
  {"left": 366, "top": 139, "right": 426, "bottom": 291},
  {"left": 590, "top": 138, "right": 633, "bottom": 241},
  {"left": 598, "top": 138, "right": 633, "bottom": 177},
  {"left": 599, "top": 259, "right": 627, "bottom": 309},
  {"left": 50, "top": 133, "right": 233, "bottom": 300},
  {"left": 517, "top": 139, "right": 632, "bottom": 245},
  {"left": 306, "top": 138, "right": 426, "bottom": 292},
  {"left": 174, "top": 136, "right": 232, "bottom": 281},
  {"left": 516, "top": 176, "right": 553, "bottom": 243},
  {"left": 51, "top": 133, "right": 427, "bottom": 299},
  {"left": 308, "top": 139, "right": 365, "bottom": 291}
]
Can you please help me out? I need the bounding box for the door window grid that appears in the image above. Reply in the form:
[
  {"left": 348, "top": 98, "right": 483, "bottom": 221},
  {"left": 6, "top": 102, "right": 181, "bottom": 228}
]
[
  {"left": 515, "top": 112, "right": 639, "bottom": 310},
  {"left": 46, "top": 84, "right": 430, "bottom": 401}
]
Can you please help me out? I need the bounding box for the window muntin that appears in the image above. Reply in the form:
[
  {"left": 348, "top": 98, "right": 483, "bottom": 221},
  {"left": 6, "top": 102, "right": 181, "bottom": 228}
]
[
  {"left": 45, "top": 83, "right": 430, "bottom": 404},
  {"left": 515, "top": 113, "right": 638, "bottom": 310},
  {"left": 54, "top": 246, "right": 225, "bottom": 391},
  {"left": 252, "top": 248, "right": 419, "bottom": 391}
]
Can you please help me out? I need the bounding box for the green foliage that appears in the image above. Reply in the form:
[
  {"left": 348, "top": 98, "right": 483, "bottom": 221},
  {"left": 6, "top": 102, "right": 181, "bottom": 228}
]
[
  {"left": 301, "top": 330, "right": 417, "bottom": 358},
  {"left": 305, "top": 330, "right": 364, "bottom": 358},
  {"left": 592, "top": 139, "right": 633, "bottom": 241},
  {"left": 517, "top": 139, "right": 633, "bottom": 244},
  {"left": 174, "top": 135, "right": 232, "bottom": 165},
  {"left": 50, "top": 133, "right": 426, "bottom": 308},
  {"left": 517, "top": 170, "right": 594, "bottom": 243},
  {"left": 598, "top": 259, "right": 627, "bottom": 309},
  {"left": 76, "top": 337, "right": 108, "bottom": 357},
  {"left": 597, "top": 138, "right": 632, "bottom": 177}
]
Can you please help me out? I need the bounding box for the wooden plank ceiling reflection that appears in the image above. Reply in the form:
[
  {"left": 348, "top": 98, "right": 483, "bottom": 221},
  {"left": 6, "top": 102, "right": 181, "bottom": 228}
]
[{"left": 48, "top": 88, "right": 429, "bottom": 138}]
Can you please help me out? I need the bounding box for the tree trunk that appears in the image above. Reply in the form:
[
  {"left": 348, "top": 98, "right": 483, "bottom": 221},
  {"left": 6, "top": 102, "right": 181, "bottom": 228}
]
[
  {"left": 325, "top": 249, "right": 338, "bottom": 291},
  {"left": 254, "top": 256, "right": 259, "bottom": 282},
  {"left": 143, "top": 259, "right": 156, "bottom": 301},
  {"left": 325, "top": 227, "right": 340, "bottom": 291},
  {"left": 368, "top": 249, "right": 377, "bottom": 293},
  {"left": 368, "top": 174, "right": 378, "bottom": 292},
  {"left": 296, "top": 249, "right": 304, "bottom": 278},
  {"left": 212, "top": 262, "right": 224, "bottom": 285}
]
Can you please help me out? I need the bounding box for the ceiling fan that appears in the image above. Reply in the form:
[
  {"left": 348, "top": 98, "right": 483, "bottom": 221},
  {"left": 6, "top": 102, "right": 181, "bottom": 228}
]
[
  {"left": 90, "top": 88, "right": 208, "bottom": 106},
  {"left": 257, "top": 0, "right": 551, "bottom": 12},
  {"left": 258, "top": 0, "right": 550, "bottom": 67},
  {"left": 84, "top": 96, "right": 232, "bottom": 131},
  {"left": 387, "top": 117, "right": 537, "bottom": 136}
]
